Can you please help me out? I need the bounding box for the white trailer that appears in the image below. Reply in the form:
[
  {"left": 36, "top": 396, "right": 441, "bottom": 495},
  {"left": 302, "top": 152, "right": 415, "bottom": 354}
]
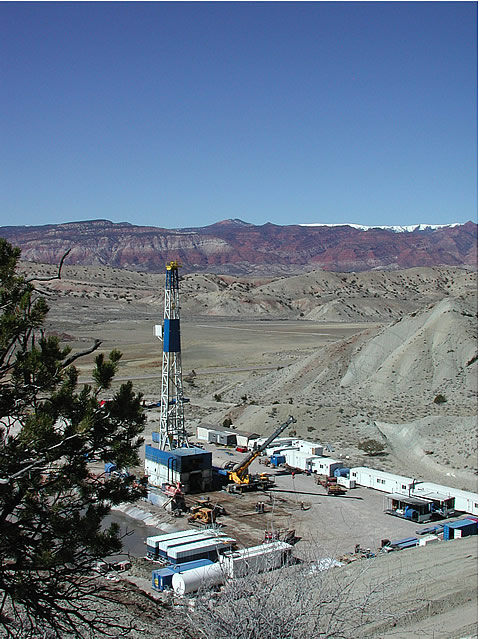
[
  {"left": 349, "top": 467, "right": 414, "bottom": 493},
  {"left": 310, "top": 457, "right": 344, "bottom": 476},
  {"left": 220, "top": 541, "right": 292, "bottom": 578},
  {"left": 413, "top": 482, "right": 478, "bottom": 516},
  {"left": 293, "top": 440, "right": 324, "bottom": 456},
  {"left": 283, "top": 450, "right": 316, "bottom": 471}
]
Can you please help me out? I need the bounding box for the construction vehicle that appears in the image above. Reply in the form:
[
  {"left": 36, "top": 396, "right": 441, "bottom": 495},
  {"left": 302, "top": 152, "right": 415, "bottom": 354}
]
[
  {"left": 188, "top": 500, "right": 226, "bottom": 524},
  {"left": 226, "top": 416, "right": 296, "bottom": 493},
  {"left": 161, "top": 481, "right": 187, "bottom": 511},
  {"left": 315, "top": 475, "right": 347, "bottom": 496}
]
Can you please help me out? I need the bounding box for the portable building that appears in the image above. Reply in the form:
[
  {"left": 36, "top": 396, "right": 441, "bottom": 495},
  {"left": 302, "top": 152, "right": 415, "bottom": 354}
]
[
  {"left": 220, "top": 541, "right": 292, "bottom": 578},
  {"left": 412, "top": 482, "right": 478, "bottom": 516},
  {"left": 171, "top": 562, "right": 225, "bottom": 595},
  {"left": 283, "top": 450, "right": 316, "bottom": 472},
  {"left": 337, "top": 476, "right": 356, "bottom": 489},
  {"left": 384, "top": 494, "right": 435, "bottom": 523},
  {"left": 410, "top": 489, "right": 455, "bottom": 518},
  {"left": 233, "top": 429, "right": 260, "bottom": 449},
  {"left": 349, "top": 467, "right": 414, "bottom": 494},
  {"left": 265, "top": 446, "right": 298, "bottom": 460},
  {"left": 196, "top": 423, "right": 222, "bottom": 442},
  {"left": 144, "top": 445, "right": 212, "bottom": 493},
  {"left": 293, "top": 440, "right": 324, "bottom": 456},
  {"left": 262, "top": 439, "right": 296, "bottom": 456},
  {"left": 208, "top": 430, "right": 237, "bottom": 446},
  {"left": 310, "top": 457, "right": 344, "bottom": 477},
  {"left": 167, "top": 537, "right": 236, "bottom": 564},
  {"left": 443, "top": 519, "right": 478, "bottom": 541}
]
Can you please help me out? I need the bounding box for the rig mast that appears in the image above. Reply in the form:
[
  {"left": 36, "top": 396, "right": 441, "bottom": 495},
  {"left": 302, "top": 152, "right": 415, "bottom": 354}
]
[{"left": 155, "top": 260, "right": 190, "bottom": 450}]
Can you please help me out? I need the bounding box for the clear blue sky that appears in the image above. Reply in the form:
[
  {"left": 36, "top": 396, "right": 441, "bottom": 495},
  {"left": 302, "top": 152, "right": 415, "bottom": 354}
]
[{"left": 1, "top": 1, "right": 477, "bottom": 229}]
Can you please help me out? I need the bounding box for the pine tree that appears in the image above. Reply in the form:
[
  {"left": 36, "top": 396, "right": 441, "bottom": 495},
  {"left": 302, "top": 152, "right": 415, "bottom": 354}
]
[{"left": 0, "top": 239, "right": 147, "bottom": 637}]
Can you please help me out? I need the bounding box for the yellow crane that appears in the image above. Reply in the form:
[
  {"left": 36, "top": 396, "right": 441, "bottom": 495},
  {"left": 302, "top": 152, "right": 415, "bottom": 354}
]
[{"left": 227, "top": 416, "right": 296, "bottom": 493}]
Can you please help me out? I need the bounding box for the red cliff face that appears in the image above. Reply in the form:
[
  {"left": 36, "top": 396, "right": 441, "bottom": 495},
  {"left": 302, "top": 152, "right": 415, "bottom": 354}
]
[{"left": 0, "top": 219, "right": 477, "bottom": 274}]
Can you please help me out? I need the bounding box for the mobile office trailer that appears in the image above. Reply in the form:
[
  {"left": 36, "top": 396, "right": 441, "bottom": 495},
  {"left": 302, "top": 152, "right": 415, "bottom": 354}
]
[
  {"left": 310, "top": 457, "right": 344, "bottom": 477},
  {"left": 412, "top": 482, "right": 478, "bottom": 517},
  {"left": 349, "top": 467, "right": 414, "bottom": 494},
  {"left": 263, "top": 440, "right": 296, "bottom": 456},
  {"left": 220, "top": 541, "right": 292, "bottom": 578},
  {"left": 167, "top": 537, "right": 236, "bottom": 564},
  {"left": 293, "top": 440, "right": 324, "bottom": 456},
  {"left": 283, "top": 450, "right": 316, "bottom": 472}
]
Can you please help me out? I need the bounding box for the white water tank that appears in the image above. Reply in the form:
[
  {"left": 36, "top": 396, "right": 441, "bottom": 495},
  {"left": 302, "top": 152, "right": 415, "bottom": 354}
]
[{"left": 171, "top": 562, "right": 225, "bottom": 595}]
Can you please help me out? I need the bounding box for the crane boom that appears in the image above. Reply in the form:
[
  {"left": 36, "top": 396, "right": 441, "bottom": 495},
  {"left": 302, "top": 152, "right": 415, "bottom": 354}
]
[{"left": 229, "top": 416, "right": 296, "bottom": 483}]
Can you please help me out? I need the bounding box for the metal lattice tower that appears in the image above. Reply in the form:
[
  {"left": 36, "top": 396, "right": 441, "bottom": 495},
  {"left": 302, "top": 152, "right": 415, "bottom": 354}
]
[{"left": 155, "top": 260, "right": 190, "bottom": 450}]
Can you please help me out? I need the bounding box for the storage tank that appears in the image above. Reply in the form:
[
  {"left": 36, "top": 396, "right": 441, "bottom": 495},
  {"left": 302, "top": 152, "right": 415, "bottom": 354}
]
[
  {"left": 220, "top": 541, "right": 292, "bottom": 578},
  {"left": 171, "top": 562, "right": 225, "bottom": 595}
]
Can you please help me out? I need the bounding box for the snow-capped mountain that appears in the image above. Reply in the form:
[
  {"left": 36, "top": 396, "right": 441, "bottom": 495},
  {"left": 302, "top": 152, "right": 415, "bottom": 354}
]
[{"left": 299, "top": 223, "right": 462, "bottom": 233}]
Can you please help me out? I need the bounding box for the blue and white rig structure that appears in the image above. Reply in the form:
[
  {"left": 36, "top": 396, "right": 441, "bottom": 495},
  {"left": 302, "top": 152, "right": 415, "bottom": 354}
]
[
  {"left": 156, "top": 260, "right": 189, "bottom": 451},
  {"left": 145, "top": 260, "right": 213, "bottom": 493}
]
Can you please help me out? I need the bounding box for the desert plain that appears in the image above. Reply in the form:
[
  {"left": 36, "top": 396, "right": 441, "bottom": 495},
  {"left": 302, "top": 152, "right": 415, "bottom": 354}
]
[{"left": 17, "top": 259, "right": 479, "bottom": 638}]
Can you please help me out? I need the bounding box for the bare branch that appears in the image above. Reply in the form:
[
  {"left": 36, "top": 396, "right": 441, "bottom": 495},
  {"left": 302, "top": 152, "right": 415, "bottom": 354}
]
[
  {"left": 61, "top": 339, "right": 102, "bottom": 368},
  {"left": 26, "top": 249, "right": 72, "bottom": 283}
]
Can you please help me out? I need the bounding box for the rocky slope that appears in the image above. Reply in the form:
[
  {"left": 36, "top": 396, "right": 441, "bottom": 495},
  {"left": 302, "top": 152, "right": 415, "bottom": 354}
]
[
  {"left": 19, "top": 262, "right": 478, "bottom": 324},
  {"left": 3, "top": 218, "right": 477, "bottom": 275}
]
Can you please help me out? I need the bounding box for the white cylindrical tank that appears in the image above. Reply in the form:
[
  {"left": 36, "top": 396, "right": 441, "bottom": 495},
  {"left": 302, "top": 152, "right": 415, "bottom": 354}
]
[{"left": 171, "top": 563, "right": 225, "bottom": 595}]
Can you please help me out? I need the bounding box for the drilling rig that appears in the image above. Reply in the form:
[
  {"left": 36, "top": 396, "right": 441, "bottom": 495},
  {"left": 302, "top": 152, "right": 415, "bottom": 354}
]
[
  {"left": 154, "top": 260, "right": 190, "bottom": 450},
  {"left": 145, "top": 261, "right": 213, "bottom": 493}
]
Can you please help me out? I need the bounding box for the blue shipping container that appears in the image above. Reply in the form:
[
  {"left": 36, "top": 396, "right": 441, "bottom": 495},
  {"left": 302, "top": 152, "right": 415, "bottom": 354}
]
[
  {"left": 270, "top": 455, "right": 286, "bottom": 467},
  {"left": 443, "top": 520, "right": 478, "bottom": 541},
  {"left": 152, "top": 431, "right": 160, "bottom": 443},
  {"left": 152, "top": 567, "right": 176, "bottom": 591}
]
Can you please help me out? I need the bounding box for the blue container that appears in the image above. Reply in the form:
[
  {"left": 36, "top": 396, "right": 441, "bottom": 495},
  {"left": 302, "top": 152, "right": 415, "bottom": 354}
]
[
  {"left": 104, "top": 462, "right": 116, "bottom": 474},
  {"left": 270, "top": 455, "right": 286, "bottom": 467},
  {"left": 443, "top": 519, "right": 478, "bottom": 540},
  {"left": 170, "top": 559, "right": 213, "bottom": 572},
  {"left": 145, "top": 445, "right": 212, "bottom": 474},
  {"left": 333, "top": 468, "right": 350, "bottom": 478},
  {"left": 152, "top": 431, "right": 160, "bottom": 443},
  {"left": 390, "top": 536, "right": 418, "bottom": 549},
  {"left": 152, "top": 567, "right": 176, "bottom": 591}
]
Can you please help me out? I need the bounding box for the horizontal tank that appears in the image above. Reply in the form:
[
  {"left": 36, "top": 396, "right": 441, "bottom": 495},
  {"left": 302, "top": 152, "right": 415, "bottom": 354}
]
[
  {"left": 220, "top": 541, "right": 292, "bottom": 578},
  {"left": 171, "top": 562, "right": 225, "bottom": 595}
]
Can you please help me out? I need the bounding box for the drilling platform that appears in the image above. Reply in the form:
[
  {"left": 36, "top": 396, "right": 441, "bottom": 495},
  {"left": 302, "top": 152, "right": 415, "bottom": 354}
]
[{"left": 144, "top": 261, "right": 213, "bottom": 493}]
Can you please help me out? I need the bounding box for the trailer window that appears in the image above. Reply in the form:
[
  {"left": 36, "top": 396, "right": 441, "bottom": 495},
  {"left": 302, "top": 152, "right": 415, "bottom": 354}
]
[
  {"left": 376, "top": 479, "right": 385, "bottom": 484},
  {"left": 401, "top": 484, "right": 406, "bottom": 490}
]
